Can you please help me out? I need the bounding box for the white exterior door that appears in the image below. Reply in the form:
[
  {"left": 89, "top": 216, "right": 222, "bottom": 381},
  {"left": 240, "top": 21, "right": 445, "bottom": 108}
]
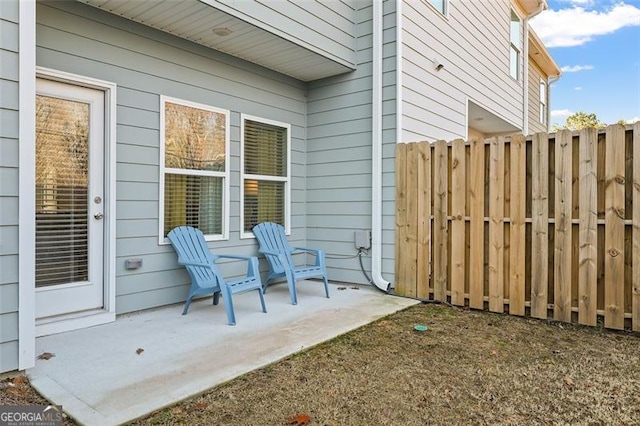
[{"left": 35, "top": 78, "right": 105, "bottom": 320}]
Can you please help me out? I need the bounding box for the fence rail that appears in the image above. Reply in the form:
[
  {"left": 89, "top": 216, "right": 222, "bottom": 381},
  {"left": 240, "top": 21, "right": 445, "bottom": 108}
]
[{"left": 395, "top": 123, "right": 640, "bottom": 330}]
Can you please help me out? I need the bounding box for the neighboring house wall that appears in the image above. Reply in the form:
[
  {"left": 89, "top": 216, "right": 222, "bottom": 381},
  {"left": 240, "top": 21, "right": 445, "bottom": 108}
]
[
  {"left": 207, "top": 0, "right": 357, "bottom": 69},
  {"left": 528, "top": 60, "right": 547, "bottom": 134},
  {"left": 0, "top": 0, "right": 20, "bottom": 373},
  {"left": 36, "top": 1, "right": 308, "bottom": 314},
  {"left": 400, "top": 0, "right": 523, "bottom": 141}
]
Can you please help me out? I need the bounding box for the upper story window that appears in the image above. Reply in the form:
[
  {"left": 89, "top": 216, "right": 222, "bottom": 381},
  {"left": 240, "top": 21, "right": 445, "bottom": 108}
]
[
  {"left": 160, "top": 97, "right": 230, "bottom": 242},
  {"left": 539, "top": 79, "right": 547, "bottom": 125},
  {"left": 241, "top": 115, "right": 290, "bottom": 237},
  {"left": 428, "top": 0, "right": 448, "bottom": 15},
  {"left": 510, "top": 10, "right": 521, "bottom": 80}
]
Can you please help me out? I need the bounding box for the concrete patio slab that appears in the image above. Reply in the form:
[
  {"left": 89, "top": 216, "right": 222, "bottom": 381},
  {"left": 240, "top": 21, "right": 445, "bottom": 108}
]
[{"left": 28, "top": 281, "right": 418, "bottom": 426}]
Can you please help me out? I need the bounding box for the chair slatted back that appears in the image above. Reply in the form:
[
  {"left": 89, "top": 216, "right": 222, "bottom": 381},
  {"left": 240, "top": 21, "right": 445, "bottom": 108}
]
[
  {"left": 167, "top": 226, "right": 219, "bottom": 287},
  {"left": 252, "top": 222, "right": 293, "bottom": 274}
]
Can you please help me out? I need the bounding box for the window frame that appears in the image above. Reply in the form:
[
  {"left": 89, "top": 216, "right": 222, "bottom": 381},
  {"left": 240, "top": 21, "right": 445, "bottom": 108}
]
[
  {"left": 425, "top": 0, "right": 448, "bottom": 16},
  {"left": 539, "top": 78, "right": 547, "bottom": 125},
  {"left": 509, "top": 9, "right": 521, "bottom": 81},
  {"left": 158, "top": 95, "right": 230, "bottom": 244},
  {"left": 240, "top": 113, "right": 291, "bottom": 239}
]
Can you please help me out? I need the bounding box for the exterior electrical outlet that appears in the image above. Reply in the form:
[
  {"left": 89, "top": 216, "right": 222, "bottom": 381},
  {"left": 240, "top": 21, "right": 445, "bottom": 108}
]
[{"left": 355, "top": 230, "right": 371, "bottom": 250}]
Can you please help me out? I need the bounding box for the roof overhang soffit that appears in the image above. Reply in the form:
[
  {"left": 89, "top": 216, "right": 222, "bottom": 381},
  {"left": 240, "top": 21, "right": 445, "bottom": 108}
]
[
  {"left": 77, "top": 0, "right": 354, "bottom": 82},
  {"left": 528, "top": 29, "right": 561, "bottom": 78}
]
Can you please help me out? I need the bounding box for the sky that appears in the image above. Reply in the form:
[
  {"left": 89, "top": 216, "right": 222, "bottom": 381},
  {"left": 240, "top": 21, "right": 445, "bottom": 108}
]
[{"left": 530, "top": 0, "right": 640, "bottom": 127}]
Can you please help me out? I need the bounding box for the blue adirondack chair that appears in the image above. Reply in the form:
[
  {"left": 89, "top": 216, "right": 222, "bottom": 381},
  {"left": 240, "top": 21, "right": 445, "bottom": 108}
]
[
  {"left": 252, "top": 222, "right": 329, "bottom": 305},
  {"left": 167, "top": 226, "right": 266, "bottom": 325}
]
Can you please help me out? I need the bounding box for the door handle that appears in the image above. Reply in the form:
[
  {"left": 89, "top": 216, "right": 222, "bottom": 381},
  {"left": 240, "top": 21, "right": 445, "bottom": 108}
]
[{"left": 94, "top": 212, "right": 104, "bottom": 220}]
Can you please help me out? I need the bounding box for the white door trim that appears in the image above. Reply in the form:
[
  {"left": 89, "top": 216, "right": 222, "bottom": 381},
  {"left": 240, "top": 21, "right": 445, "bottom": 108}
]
[
  {"left": 34, "top": 68, "right": 117, "bottom": 338},
  {"left": 18, "top": 63, "right": 118, "bottom": 369},
  {"left": 18, "top": 0, "right": 37, "bottom": 371}
]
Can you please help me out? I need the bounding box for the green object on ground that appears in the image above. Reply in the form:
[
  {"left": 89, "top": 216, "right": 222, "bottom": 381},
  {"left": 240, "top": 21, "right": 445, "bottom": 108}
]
[{"left": 413, "top": 325, "right": 428, "bottom": 332}]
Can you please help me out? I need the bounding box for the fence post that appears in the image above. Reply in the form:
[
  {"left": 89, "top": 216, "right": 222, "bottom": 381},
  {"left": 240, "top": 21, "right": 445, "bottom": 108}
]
[{"left": 633, "top": 122, "right": 640, "bottom": 332}]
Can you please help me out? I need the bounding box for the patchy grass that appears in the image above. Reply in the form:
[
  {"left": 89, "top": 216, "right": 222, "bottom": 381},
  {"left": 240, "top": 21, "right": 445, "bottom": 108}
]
[{"left": 3, "top": 304, "right": 640, "bottom": 425}]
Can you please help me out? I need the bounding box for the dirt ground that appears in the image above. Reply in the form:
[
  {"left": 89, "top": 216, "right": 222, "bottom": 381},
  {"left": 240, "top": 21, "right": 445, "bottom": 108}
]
[{"left": 2, "top": 303, "right": 640, "bottom": 425}]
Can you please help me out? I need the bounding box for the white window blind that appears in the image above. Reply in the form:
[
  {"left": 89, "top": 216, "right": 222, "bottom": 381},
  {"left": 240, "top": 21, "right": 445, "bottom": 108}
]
[
  {"left": 242, "top": 118, "right": 289, "bottom": 233},
  {"left": 35, "top": 95, "right": 89, "bottom": 287},
  {"left": 161, "top": 99, "right": 228, "bottom": 239}
]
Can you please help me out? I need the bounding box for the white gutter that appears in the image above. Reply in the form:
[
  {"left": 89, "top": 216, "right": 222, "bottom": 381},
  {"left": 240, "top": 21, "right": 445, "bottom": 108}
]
[
  {"left": 522, "top": 1, "right": 546, "bottom": 135},
  {"left": 371, "top": 0, "right": 391, "bottom": 292}
]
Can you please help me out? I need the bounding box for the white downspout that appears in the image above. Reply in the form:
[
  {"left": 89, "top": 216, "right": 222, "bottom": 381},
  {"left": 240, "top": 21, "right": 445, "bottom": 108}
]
[
  {"left": 547, "top": 75, "right": 561, "bottom": 130},
  {"left": 523, "top": 1, "right": 546, "bottom": 135},
  {"left": 371, "top": 0, "right": 391, "bottom": 292}
]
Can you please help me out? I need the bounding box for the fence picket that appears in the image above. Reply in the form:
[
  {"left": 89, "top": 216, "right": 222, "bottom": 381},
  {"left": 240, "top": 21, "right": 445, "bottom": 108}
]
[
  {"left": 531, "top": 133, "right": 549, "bottom": 319},
  {"left": 395, "top": 143, "right": 408, "bottom": 295},
  {"left": 469, "top": 139, "right": 485, "bottom": 309},
  {"left": 417, "top": 142, "right": 432, "bottom": 299},
  {"left": 510, "top": 135, "right": 526, "bottom": 315},
  {"left": 406, "top": 143, "right": 419, "bottom": 297},
  {"left": 394, "top": 127, "right": 636, "bottom": 330},
  {"left": 604, "top": 125, "right": 626, "bottom": 329},
  {"left": 578, "top": 128, "right": 598, "bottom": 326},
  {"left": 451, "top": 139, "right": 466, "bottom": 305},
  {"left": 633, "top": 122, "right": 640, "bottom": 331},
  {"left": 554, "top": 130, "right": 573, "bottom": 322},
  {"left": 433, "top": 140, "right": 448, "bottom": 302},
  {"left": 488, "top": 137, "right": 505, "bottom": 313}
]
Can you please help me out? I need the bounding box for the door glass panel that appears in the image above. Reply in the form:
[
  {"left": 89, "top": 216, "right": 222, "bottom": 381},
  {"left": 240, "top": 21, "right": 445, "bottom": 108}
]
[{"left": 35, "top": 95, "right": 90, "bottom": 287}]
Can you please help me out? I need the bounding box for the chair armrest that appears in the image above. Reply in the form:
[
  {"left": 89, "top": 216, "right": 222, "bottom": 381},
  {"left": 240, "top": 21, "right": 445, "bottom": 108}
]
[
  {"left": 178, "top": 259, "right": 212, "bottom": 269},
  {"left": 292, "top": 246, "right": 322, "bottom": 256},
  {"left": 212, "top": 254, "right": 260, "bottom": 278},
  {"left": 258, "top": 248, "right": 281, "bottom": 256},
  {"left": 213, "top": 254, "right": 256, "bottom": 262},
  {"left": 291, "top": 247, "right": 326, "bottom": 267}
]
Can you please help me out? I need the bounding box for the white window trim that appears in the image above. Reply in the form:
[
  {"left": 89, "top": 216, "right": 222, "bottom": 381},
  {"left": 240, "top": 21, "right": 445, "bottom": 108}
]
[
  {"left": 158, "top": 96, "right": 230, "bottom": 244},
  {"left": 240, "top": 114, "right": 291, "bottom": 239},
  {"left": 423, "top": 0, "right": 449, "bottom": 18}
]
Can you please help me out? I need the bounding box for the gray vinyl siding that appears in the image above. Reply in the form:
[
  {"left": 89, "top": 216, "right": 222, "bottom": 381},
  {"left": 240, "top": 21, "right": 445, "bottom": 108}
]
[
  {"left": 528, "top": 61, "right": 547, "bottom": 134},
  {"left": 306, "top": 0, "right": 397, "bottom": 285},
  {"left": 37, "top": 1, "right": 308, "bottom": 314},
  {"left": 207, "top": 0, "right": 357, "bottom": 69},
  {"left": 0, "top": 0, "right": 19, "bottom": 373},
  {"left": 400, "top": 0, "right": 523, "bottom": 142}
]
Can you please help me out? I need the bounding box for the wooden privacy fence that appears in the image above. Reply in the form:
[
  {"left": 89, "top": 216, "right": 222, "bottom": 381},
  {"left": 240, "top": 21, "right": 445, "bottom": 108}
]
[{"left": 395, "top": 123, "right": 640, "bottom": 331}]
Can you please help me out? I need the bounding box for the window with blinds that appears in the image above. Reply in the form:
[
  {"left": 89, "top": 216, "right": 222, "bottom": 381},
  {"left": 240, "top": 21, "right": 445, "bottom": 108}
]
[
  {"left": 35, "top": 95, "right": 90, "bottom": 287},
  {"left": 161, "top": 98, "right": 229, "bottom": 240},
  {"left": 510, "top": 10, "right": 521, "bottom": 80},
  {"left": 242, "top": 117, "right": 290, "bottom": 234}
]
